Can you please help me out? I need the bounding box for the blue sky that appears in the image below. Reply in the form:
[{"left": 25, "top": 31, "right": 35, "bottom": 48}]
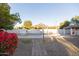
[{"left": 9, "top": 3, "right": 79, "bottom": 26}]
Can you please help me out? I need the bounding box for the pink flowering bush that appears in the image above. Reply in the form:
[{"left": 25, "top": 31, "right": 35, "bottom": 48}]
[{"left": 0, "top": 31, "right": 18, "bottom": 55}]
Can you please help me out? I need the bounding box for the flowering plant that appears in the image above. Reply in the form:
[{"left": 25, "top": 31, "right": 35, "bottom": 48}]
[{"left": 0, "top": 31, "right": 18, "bottom": 55}]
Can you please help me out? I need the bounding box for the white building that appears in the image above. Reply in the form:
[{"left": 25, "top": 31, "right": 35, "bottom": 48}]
[{"left": 64, "top": 24, "right": 79, "bottom": 35}]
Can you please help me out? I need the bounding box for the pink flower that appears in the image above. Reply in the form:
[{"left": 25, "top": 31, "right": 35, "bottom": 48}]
[{"left": 0, "top": 31, "right": 18, "bottom": 54}]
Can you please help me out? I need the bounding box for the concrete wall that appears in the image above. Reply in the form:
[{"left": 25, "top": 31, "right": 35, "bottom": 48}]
[
  {"left": 76, "top": 29, "right": 79, "bottom": 35},
  {"left": 44, "top": 29, "right": 71, "bottom": 35},
  {"left": 6, "top": 29, "right": 79, "bottom": 36},
  {"left": 7, "top": 29, "right": 27, "bottom": 35},
  {"left": 7, "top": 29, "right": 42, "bottom": 35}
]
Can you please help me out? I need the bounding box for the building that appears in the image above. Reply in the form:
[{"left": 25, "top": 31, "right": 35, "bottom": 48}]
[{"left": 64, "top": 24, "right": 79, "bottom": 35}]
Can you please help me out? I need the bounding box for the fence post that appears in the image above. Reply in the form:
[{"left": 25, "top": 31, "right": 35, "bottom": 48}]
[{"left": 42, "top": 29, "right": 44, "bottom": 41}]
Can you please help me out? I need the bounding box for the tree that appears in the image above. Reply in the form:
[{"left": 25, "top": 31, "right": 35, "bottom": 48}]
[
  {"left": 10, "top": 13, "right": 21, "bottom": 25},
  {"left": 59, "top": 20, "right": 70, "bottom": 29},
  {"left": 0, "top": 3, "right": 21, "bottom": 30},
  {"left": 71, "top": 16, "right": 79, "bottom": 25},
  {"left": 34, "top": 23, "right": 46, "bottom": 29},
  {"left": 23, "top": 20, "right": 32, "bottom": 29}
]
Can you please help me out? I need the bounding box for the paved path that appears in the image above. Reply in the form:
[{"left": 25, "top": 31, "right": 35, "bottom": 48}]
[
  {"left": 13, "top": 40, "right": 32, "bottom": 56},
  {"left": 32, "top": 39, "right": 47, "bottom": 56},
  {"left": 13, "top": 32, "right": 79, "bottom": 56},
  {"left": 50, "top": 35, "right": 79, "bottom": 56}
]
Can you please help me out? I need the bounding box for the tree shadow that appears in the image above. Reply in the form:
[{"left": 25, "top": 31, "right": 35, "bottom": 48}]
[{"left": 55, "top": 36, "right": 79, "bottom": 56}]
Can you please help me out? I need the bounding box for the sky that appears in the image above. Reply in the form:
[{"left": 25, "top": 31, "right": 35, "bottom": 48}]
[{"left": 9, "top": 3, "right": 79, "bottom": 26}]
